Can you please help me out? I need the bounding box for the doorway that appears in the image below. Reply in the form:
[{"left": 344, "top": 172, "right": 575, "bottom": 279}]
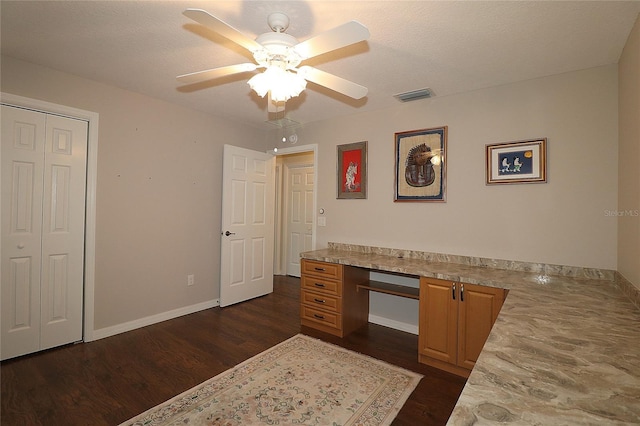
[{"left": 272, "top": 144, "right": 317, "bottom": 277}]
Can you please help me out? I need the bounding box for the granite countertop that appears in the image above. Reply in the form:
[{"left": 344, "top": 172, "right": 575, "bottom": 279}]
[{"left": 301, "top": 245, "right": 640, "bottom": 425}]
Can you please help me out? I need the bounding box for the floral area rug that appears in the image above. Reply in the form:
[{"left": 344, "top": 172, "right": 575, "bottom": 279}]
[{"left": 120, "top": 334, "right": 422, "bottom": 425}]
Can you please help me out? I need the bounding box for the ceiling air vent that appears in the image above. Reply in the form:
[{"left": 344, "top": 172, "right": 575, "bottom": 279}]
[{"left": 394, "top": 88, "right": 434, "bottom": 102}]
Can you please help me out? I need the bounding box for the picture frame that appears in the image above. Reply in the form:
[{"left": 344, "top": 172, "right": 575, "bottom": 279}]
[
  {"left": 486, "top": 138, "right": 547, "bottom": 185},
  {"left": 337, "top": 141, "right": 367, "bottom": 199},
  {"left": 394, "top": 126, "right": 447, "bottom": 202}
]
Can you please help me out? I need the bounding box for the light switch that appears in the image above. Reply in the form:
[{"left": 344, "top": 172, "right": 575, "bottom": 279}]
[{"left": 318, "top": 217, "right": 326, "bottom": 227}]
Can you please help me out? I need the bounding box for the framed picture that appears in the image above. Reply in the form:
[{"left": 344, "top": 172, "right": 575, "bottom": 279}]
[
  {"left": 486, "top": 138, "right": 547, "bottom": 184},
  {"left": 337, "top": 141, "right": 367, "bottom": 199},
  {"left": 394, "top": 126, "right": 447, "bottom": 202}
]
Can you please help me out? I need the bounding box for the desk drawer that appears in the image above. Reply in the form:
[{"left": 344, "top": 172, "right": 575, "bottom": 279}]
[
  {"left": 301, "top": 305, "right": 341, "bottom": 330},
  {"left": 301, "top": 290, "right": 340, "bottom": 313},
  {"left": 301, "top": 276, "right": 341, "bottom": 296},
  {"left": 302, "top": 260, "right": 342, "bottom": 280}
]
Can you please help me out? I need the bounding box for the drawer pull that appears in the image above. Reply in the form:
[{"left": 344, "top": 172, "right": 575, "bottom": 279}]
[
  {"left": 313, "top": 298, "right": 326, "bottom": 304},
  {"left": 313, "top": 314, "right": 325, "bottom": 320},
  {"left": 314, "top": 282, "right": 325, "bottom": 288},
  {"left": 314, "top": 267, "right": 326, "bottom": 271}
]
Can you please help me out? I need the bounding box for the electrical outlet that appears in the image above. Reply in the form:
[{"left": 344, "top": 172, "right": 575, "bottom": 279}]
[{"left": 187, "top": 274, "right": 195, "bottom": 286}]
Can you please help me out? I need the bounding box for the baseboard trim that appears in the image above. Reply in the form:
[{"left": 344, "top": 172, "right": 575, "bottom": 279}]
[
  {"left": 368, "top": 314, "right": 418, "bottom": 335},
  {"left": 90, "top": 299, "right": 220, "bottom": 342},
  {"left": 615, "top": 271, "right": 640, "bottom": 310},
  {"left": 91, "top": 304, "right": 417, "bottom": 342}
]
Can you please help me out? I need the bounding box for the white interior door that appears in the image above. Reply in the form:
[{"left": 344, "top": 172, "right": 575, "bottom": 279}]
[
  {"left": 1, "top": 106, "right": 45, "bottom": 359},
  {"left": 286, "top": 164, "right": 314, "bottom": 277},
  {"left": 39, "top": 114, "right": 87, "bottom": 350},
  {"left": 1, "top": 105, "right": 87, "bottom": 360},
  {"left": 219, "top": 145, "right": 275, "bottom": 307}
]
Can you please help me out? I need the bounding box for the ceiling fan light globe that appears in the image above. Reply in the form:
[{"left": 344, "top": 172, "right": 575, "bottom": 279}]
[
  {"left": 248, "top": 67, "right": 306, "bottom": 102},
  {"left": 247, "top": 73, "right": 270, "bottom": 97},
  {"left": 271, "top": 70, "right": 306, "bottom": 102}
]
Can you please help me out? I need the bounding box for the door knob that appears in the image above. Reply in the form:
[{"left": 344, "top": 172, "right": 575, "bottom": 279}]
[
  {"left": 17, "top": 243, "right": 25, "bottom": 249},
  {"left": 224, "top": 231, "right": 236, "bottom": 236}
]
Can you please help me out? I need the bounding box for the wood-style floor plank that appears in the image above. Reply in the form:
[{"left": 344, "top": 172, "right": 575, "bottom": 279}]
[{"left": 1, "top": 276, "right": 466, "bottom": 425}]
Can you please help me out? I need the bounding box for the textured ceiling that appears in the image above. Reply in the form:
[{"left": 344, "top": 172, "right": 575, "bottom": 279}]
[{"left": 2, "top": 1, "right": 639, "bottom": 129}]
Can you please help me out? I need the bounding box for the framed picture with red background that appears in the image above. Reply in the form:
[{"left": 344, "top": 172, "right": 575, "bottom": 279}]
[{"left": 337, "top": 141, "right": 367, "bottom": 199}]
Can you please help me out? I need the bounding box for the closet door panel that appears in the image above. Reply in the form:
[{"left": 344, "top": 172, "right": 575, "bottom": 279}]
[
  {"left": 1, "top": 106, "right": 45, "bottom": 360},
  {"left": 40, "top": 114, "right": 87, "bottom": 350}
]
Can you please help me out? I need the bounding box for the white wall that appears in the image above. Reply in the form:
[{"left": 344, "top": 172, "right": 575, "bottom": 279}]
[
  {"left": 289, "top": 65, "right": 619, "bottom": 271},
  {"left": 1, "top": 56, "right": 266, "bottom": 331},
  {"left": 618, "top": 14, "right": 640, "bottom": 290}
]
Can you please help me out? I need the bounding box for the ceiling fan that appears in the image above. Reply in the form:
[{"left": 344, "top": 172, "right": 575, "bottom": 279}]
[{"left": 177, "top": 9, "right": 370, "bottom": 113}]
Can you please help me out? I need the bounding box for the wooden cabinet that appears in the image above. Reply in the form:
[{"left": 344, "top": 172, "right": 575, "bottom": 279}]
[
  {"left": 300, "top": 259, "right": 369, "bottom": 337},
  {"left": 418, "top": 277, "right": 506, "bottom": 377}
]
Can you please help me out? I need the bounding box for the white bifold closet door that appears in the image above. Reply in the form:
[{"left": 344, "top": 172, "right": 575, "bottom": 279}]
[{"left": 1, "top": 105, "right": 87, "bottom": 360}]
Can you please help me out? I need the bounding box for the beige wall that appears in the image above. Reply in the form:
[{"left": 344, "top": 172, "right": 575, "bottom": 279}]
[
  {"left": 618, "top": 14, "right": 640, "bottom": 290},
  {"left": 1, "top": 56, "right": 265, "bottom": 330},
  {"left": 0, "top": 53, "right": 625, "bottom": 336},
  {"left": 286, "top": 65, "right": 619, "bottom": 270}
]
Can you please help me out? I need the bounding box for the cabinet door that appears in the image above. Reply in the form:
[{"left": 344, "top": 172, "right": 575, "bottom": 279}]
[
  {"left": 457, "top": 283, "right": 505, "bottom": 370},
  {"left": 419, "top": 278, "right": 457, "bottom": 364}
]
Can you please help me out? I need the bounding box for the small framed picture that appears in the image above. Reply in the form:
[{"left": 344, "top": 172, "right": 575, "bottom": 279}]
[
  {"left": 394, "top": 126, "right": 447, "bottom": 202},
  {"left": 486, "top": 138, "right": 547, "bottom": 185},
  {"left": 337, "top": 141, "right": 367, "bottom": 199}
]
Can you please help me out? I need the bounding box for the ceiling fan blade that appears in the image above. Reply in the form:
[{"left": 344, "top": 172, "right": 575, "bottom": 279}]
[
  {"left": 298, "top": 66, "right": 368, "bottom": 99},
  {"left": 294, "top": 21, "right": 369, "bottom": 60},
  {"left": 183, "top": 8, "right": 263, "bottom": 53},
  {"left": 177, "top": 63, "right": 257, "bottom": 85},
  {"left": 267, "top": 92, "right": 285, "bottom": 113}
]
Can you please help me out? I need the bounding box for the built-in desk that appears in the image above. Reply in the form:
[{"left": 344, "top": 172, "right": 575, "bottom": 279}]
[
  {"left": 300, "top": 258, "right": 420, "bottom": 338},
  {"left": 301, "top": 243, "right": 640, "bottom": 425},
  {"left": 300, "top": 256, "right": 506, "bottom": 377},
  {"left": 357, "top": 280, "right": 419, "bottom": 299}
]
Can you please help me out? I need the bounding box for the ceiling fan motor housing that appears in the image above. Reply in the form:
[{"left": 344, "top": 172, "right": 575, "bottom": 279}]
[{"left": 254, "top": 32, "right": 302, "bottom": 69}]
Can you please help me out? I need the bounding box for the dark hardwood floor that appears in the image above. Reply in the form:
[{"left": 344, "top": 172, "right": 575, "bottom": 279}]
[{"left": 1, "top": 275, "right": 466, "bottom": 425}]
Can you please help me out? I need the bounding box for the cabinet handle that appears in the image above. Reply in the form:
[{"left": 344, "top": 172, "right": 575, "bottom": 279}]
[
  {"left": 313, "top": 314, "right": 325, "bottom": 320},
  {"left": 314, "top": 282, "right": 325, "bottom": 288},
  {"left": 452, "top": 283, "right": 456, "bottom": 300},
  {"left": 314, "top": 267, "right": 326, "bottom": 271},
  {"left": 314, "top": 298, "right": 326, "bottom": 304},
  {"left": 461, "top": 283, "right": 464, "bottom": 302}
]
